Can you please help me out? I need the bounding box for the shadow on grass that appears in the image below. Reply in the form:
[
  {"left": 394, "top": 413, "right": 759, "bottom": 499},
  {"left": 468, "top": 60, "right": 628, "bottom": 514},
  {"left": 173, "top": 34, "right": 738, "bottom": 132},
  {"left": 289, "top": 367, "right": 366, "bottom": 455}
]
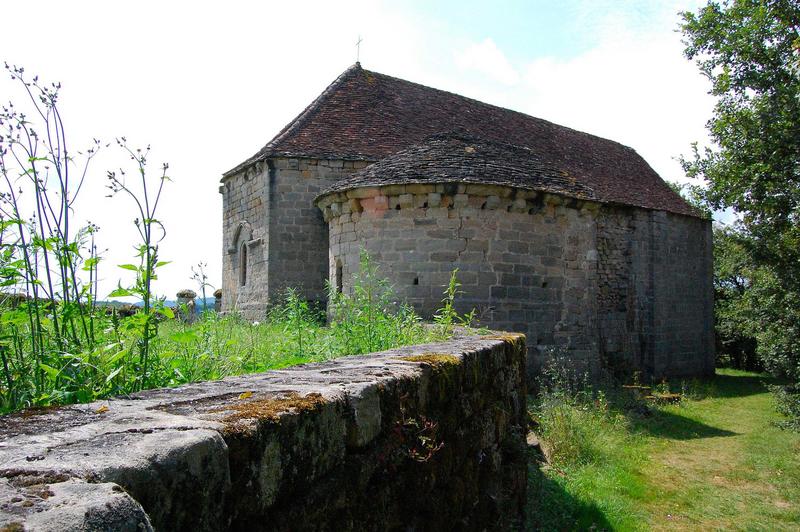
[
  {"left": 526, "top": 454, "right": 613, "bottom": 531},
  {"left": 632, "top": 408, "right": 738, "bottom": 440},
  {"left": 696, "top": 371, "right": 777, "bottom": 399},
  {"left": 644, "top": 371, "right": 777, "bottom": 401}
]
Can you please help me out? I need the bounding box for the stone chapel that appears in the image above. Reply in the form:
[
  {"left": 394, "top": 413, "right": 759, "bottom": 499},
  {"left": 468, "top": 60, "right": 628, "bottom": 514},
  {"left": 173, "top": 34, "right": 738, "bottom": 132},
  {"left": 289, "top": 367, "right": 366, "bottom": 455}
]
[{"left": 220, "top": 63, "right": 714, "bottom": 381}]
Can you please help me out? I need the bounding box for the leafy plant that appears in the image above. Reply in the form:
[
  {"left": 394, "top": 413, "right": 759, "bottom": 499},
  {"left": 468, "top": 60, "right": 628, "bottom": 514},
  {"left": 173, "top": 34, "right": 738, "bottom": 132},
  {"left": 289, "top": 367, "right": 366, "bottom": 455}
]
[
  {"left": 268, "top": 287, "right": 321, "bottom": 357},
  {"left": 433, "top": 269, "right": 476, "bottom": 339},
  {"left": 326, "top": 250, "right": 425, "bottom": 356},
  {"left": 106, "top": 140, "right": 172, "bottom": 391},
  {"left": 0, "top": 63, "right": 104, "bottom": 408},
  {"left": 191, "top": 261, "right": 213, "bottom": 314}
]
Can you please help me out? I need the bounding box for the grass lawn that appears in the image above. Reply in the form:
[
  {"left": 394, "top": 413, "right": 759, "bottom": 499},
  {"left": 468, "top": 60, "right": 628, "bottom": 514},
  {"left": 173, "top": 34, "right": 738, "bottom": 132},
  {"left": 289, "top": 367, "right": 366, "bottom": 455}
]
[{"left": 528, "top": 369, "right": 800, "bottom": 531}]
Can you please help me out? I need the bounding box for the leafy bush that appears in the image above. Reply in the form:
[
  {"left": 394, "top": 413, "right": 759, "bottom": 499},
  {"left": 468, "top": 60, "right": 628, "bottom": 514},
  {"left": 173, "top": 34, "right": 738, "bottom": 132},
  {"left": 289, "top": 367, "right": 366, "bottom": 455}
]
[{"left": 771, "top": 383, "right": 800, "bottom": 431}]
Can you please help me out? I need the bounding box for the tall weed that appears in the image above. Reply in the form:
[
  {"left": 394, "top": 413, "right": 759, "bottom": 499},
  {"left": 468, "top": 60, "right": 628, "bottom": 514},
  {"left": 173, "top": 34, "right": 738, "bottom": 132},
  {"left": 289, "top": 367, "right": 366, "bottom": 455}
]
[
  {"left": 326, "top": 250, "right": 426, "bottom": 356},
  {"left": 433, "top": 269, "right": 477, "bottom": 339},
  {"left": 533, "top": 350, "right": 638, "bottom": 468}
]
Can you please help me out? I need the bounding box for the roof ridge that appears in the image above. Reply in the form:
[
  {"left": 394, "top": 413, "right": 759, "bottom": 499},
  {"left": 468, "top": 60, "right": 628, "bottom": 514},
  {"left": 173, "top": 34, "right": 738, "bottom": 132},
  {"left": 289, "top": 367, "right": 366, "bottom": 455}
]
[{"left": 223, "top": 63, "right": 363, "bottom": 177}]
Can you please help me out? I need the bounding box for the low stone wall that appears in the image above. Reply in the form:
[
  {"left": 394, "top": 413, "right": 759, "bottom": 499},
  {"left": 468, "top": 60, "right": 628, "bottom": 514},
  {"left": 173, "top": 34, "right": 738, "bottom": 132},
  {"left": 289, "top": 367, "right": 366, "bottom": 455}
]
[{"left": 0, "top": 334, "right": 527, "bottom": 531}]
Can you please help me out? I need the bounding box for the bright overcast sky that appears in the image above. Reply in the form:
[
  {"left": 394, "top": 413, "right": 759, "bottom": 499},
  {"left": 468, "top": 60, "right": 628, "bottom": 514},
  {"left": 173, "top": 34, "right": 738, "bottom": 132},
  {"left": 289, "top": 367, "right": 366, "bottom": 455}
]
[{"left": 0, "top": 0, "right": 714, "bottom": 300}]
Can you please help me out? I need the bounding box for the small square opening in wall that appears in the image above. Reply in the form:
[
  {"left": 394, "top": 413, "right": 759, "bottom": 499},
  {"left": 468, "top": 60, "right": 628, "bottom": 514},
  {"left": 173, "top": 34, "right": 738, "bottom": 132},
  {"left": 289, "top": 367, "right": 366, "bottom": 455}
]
[{"left": 413, "top": 276, "right": 419, "bottom": 285}]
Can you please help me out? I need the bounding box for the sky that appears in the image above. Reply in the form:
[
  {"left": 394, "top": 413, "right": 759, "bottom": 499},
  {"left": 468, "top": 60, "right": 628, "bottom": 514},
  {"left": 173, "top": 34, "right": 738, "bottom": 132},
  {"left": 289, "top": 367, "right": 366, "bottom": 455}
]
[{"left": 0, "top": 0, "right": 715, "bottom": 299}]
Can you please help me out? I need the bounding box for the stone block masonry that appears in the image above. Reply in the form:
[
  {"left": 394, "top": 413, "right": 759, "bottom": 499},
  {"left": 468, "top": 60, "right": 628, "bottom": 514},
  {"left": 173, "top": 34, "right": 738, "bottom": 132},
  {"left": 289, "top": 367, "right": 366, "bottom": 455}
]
[
  {"left": 321, "top": 184, "right": 601, "bottom": 383},
  {"left": 319, "top": 183, "right": 714, "bottom": 384},
  {"left": 596, "top": 208, "right": 714, "bottom": 380},
  {"left": 220, "top": 158, "right": 371, "bottom": 319},
  {"left": 0, "top": 334, "right": 527, "bottom": 531}
]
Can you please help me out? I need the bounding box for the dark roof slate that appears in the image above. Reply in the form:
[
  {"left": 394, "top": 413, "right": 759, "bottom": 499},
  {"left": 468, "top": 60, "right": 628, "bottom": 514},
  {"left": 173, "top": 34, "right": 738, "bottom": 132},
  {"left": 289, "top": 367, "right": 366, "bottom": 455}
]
[
  {"left": 320, "top": 133, "right": 596, "bottom": 200},
  {"left": 226, "top": 63, "right": 697, "bottom": 216}
]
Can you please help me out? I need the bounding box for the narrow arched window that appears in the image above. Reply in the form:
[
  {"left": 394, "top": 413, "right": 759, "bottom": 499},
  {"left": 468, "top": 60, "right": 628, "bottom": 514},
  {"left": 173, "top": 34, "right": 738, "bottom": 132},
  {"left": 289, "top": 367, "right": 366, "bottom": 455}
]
[
  {"left": 239, "top": 242, "right": 248, "bottom": 287},
  {"left": 335, "top": 260, "right": 343, "bottom": 294}
]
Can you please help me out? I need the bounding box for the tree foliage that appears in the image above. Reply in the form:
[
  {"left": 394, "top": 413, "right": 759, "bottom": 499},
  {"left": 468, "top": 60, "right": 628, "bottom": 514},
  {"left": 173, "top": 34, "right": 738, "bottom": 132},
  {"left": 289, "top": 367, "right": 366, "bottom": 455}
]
[
  {"left": 681, "top": 0, "right": 800, "bottom": 424},
  {"left": 712, "top": 226, "right": 760, "bottom": 370},
  {"left": 682, "top": 1, "right": 800, "bottom": 278}
]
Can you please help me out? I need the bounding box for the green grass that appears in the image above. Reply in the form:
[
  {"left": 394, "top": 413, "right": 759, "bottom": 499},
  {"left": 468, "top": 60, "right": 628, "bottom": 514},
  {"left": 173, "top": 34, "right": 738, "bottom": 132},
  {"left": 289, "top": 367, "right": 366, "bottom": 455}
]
[
  {"left": 0, "top": 254, "right": 466, "bottom": 413},
  {"left": 528, "top": 369, "right": 800, "bottom": 531},
  {"left": 151, "top": 309, "right": 435, "bottom": 385},
  {"left": 0, "top": 308, "right": 441, "bottom": 414}
]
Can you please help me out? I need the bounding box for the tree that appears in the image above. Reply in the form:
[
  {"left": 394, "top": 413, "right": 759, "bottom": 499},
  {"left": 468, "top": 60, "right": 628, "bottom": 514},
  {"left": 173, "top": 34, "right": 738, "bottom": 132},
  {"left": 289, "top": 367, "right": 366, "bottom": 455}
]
[
  {"left": 712, "top": 226, "right": 760, "bottom": 371},
  {"left": 681, "top": 0, "right": 800, "bottom": 426}
]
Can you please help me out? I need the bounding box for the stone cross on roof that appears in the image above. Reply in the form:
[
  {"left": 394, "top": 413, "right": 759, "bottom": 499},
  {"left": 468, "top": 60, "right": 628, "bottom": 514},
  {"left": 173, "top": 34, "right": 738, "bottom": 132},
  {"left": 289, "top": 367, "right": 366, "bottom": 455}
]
[{"left": 356, "top": 35, "right": 363, "bottom": 63}]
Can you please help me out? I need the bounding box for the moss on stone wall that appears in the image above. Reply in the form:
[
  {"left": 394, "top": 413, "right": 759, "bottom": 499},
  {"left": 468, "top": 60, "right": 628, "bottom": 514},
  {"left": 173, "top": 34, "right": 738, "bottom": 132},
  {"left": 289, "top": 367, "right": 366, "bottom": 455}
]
[
  {"left": 397, "top": 352, "right": 460, "bottom": 367},
  {"left": 214, "top": 392, "right": 327, "bottom": 433}
]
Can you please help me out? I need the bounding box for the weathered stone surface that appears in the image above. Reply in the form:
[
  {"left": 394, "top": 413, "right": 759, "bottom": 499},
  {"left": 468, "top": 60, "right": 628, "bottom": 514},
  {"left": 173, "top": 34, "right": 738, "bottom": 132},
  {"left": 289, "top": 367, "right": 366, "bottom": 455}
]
[
  {"left": 0, "top": 334, "right": 527, "bottom": 531},
  {"left": 220, "top": 157, "right": 373, "bottom": 317},
  {"left": 596, "top": 208, "right": 714, "bottom": 380},
  {"left": 0, "top": 478, "right": 153, "bottom": 532},
  {"left": 323, "top": 184, "right": 714, "bottom": 383}
]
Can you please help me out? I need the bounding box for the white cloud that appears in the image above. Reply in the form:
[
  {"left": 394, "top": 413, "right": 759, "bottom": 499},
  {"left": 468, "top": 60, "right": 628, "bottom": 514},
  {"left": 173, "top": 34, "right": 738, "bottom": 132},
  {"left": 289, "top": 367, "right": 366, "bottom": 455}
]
[
  {"left": 454, "top": 38, "right": 520, "bottom": 86},
  {"left": 442, "top": 2, "right": 715, "bottom": 190},
  {"left": 519, "top": 30, "right": 714, "bottom": 185}
]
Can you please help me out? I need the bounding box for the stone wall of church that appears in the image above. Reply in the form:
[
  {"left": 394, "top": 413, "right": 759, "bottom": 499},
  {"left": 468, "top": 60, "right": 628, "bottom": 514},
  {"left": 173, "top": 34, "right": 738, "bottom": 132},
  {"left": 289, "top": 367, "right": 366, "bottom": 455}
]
[
  {"left": 320, "top": 184, "right": 714, "bottom": 383},
  {"left": 592, "top": 207, "right": 714, "bottom": 380},
  {"left": 267, "top": 158, "right": 371, "bottom": 309},
  {"left": 595, "top": 207, "right": 655, "bottom": 377},
  {"left": 219, "top": 162, "right": 269, "bottom": 317},
  {"left": 320, "top": 184, "right": 601, "bottom": 383},
  {"left": 650, "top": 211, "right": 715, "bottom": 379},
  {"left": 220, "top": 157, "right": 370, "bottom": 319}
]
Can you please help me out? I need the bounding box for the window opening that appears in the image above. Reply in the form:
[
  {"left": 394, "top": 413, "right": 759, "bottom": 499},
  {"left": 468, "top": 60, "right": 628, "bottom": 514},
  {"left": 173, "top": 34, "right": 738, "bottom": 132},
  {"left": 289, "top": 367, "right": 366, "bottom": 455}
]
[
  {"left": 239, "top": 243, "right": 247, "bottom": 287},
  {"left": 335, "top": 260, "right": 343, "bottom": 293}
]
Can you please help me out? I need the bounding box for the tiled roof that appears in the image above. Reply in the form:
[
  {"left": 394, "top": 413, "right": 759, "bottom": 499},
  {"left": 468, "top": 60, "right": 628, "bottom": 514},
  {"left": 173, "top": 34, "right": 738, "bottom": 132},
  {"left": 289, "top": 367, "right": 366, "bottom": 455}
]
[
  {"left": 319, "top": 132, "right": 596, "bottom": 200},
  {"left": 226, "top": 63, "right": 697, "bottom": 216}
]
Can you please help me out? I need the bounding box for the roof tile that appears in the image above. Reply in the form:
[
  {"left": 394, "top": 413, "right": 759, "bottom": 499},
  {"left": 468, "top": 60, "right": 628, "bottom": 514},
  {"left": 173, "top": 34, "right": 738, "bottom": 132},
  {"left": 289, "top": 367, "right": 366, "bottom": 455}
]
[
  {"left": 226, "top": 63, "right": 697, "bottom": 216},
  {"left": 319, "top": 133, "right": 596, "bottom": 201}
]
